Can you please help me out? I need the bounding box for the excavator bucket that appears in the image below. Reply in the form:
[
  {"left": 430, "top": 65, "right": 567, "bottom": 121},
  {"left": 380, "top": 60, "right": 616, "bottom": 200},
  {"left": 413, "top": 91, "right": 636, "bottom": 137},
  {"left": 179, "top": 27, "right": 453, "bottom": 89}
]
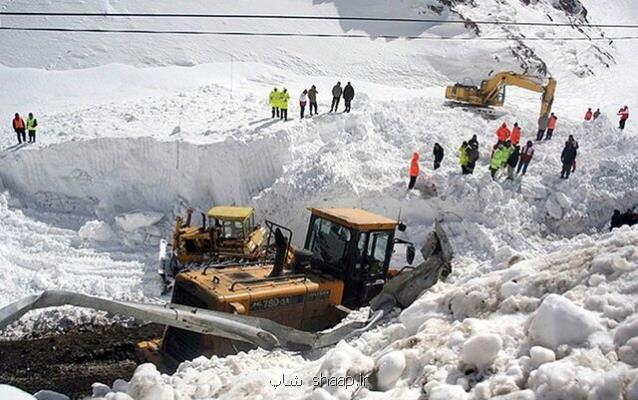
[{"left": 0, "top": 224, "right": 452, "bottom": 353}]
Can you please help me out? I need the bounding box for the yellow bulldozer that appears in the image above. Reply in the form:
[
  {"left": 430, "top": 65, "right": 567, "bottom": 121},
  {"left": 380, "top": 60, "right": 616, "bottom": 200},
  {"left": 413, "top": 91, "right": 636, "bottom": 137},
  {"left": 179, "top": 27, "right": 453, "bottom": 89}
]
[
  {"left": 0, "top": 208, "right": 453, "bottom": 373},
  {"left": 159, "top": 206, "right": 290, "bottom": 285},
  {"left": 445, "top": 71, "right": 557, "bottom": 119}
]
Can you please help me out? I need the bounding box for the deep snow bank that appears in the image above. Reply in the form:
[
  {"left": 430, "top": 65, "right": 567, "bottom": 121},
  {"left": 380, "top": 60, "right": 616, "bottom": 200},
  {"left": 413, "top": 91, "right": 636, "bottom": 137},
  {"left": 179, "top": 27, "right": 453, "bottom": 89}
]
[{"left": 0, "top": 135, "right": 289, "bottom": 218}]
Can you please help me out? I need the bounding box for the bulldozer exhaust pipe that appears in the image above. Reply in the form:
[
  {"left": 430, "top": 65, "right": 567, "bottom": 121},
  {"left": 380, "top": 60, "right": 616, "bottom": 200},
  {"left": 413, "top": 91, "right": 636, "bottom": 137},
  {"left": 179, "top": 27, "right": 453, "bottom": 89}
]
[{"left": 268, "top": 228, "right": 288, "bottom": 278}]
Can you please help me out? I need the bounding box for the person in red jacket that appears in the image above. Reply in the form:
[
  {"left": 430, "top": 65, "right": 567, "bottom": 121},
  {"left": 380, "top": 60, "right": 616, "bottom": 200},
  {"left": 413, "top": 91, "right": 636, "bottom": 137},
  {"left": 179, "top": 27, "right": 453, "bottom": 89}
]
[
  {"left": 12, "top": 113, "right": 26, "bottom": 144},
  {"left": 584, "top": 108, "right": 593, "bottom": 121},
  {"left": 510, "top": 122, "right": 522, "bottom": 145},
  {"left": 546, "top": 113, "right": 558, "bottom": 140},
  {"left": 618, "top": 106, "right": 630, "bottom": 130},
  {"left": 496, "top": 122, "right": 510, "bottom": 143},
  {"left": 517, "top": 141, "right": 534, "bottom": 175},
  {"left": 408, "top": 152, "right": 420, "bottom": 190}
]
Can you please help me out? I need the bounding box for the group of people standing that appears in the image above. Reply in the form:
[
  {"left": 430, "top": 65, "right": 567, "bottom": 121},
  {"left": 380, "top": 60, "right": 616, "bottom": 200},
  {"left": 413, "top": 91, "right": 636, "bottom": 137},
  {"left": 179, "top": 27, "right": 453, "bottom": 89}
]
[
  {"left": 12, "top": 113, "right": 38, "bottom": 144},
  {"left": 269, "top": 82, "right": 355, "bottom": 121},
  {"left": 583, "top": 105, "right": 629, "bottom": 130},
  {"left": 536, "top": 112, "right": 558, "bottom": 141}
]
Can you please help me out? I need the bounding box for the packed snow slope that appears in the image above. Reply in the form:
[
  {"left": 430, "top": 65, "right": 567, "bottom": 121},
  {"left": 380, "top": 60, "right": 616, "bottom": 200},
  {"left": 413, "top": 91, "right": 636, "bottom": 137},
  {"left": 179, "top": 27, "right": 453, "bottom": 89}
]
[{"left": 0, "top": 0, "right": 638, "bottom": 399}]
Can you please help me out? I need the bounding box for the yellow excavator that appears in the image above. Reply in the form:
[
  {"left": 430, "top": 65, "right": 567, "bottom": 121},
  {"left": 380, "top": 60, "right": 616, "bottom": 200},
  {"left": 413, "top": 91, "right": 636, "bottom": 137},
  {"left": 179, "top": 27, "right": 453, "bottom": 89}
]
[{"left": 445, "top": 71, "right": 557, "bottom": 119}]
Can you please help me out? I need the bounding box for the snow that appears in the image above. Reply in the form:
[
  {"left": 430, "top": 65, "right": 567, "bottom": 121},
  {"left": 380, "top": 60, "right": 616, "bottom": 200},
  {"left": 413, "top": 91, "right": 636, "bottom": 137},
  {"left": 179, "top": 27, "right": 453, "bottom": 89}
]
[
  {"left": 527, "top": 294, "right": 602, "bottom": 350},
  {"left": 374, "top": 351, "right": 406, "bottom": 391},
  {"left": 0, "top": 385, "right": 36, "bottom": 400},
  {"left": 462, "top": 334, "right": 503, "bottom": 369},
  {"left": 0, "top": 0, "right": 637, "bottom": 398}
]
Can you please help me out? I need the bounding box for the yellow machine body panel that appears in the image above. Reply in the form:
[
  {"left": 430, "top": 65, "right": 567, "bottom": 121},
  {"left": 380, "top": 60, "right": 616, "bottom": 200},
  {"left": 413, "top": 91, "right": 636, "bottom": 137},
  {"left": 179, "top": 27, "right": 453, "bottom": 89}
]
[
  {"left": 158, "top": 266, "right": 344, "bottom": 366},
  {"left": 309, "top": 207, "right": 398, "bottom": 231}
]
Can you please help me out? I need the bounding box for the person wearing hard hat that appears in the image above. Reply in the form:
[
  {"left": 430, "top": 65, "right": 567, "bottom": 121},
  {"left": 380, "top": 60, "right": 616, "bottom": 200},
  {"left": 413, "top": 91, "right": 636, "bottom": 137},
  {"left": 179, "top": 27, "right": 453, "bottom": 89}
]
[{"left": 269, "top": 88, "right": 280, "bottom": 118}]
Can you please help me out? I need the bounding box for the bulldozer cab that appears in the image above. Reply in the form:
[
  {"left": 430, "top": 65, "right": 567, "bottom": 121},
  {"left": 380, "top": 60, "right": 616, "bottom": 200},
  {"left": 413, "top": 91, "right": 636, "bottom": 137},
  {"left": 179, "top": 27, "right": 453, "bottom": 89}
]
[
  {"left": 304, "top": 208, "right": 398, "bottom": 308},
  {"left": 207, "top": 206, "right": 255, "bottom": 242}
]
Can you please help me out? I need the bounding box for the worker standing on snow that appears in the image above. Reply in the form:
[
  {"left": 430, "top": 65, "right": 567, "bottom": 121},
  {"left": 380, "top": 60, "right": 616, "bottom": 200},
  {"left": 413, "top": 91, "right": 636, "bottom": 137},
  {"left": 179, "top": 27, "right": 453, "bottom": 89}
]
[
  {"left": 433, "top": 143, "right": 444, "bottom": 170},
  {"left": 496, "top": 122, "right": 511, "bottom": 144},
  {"left": 26, "top": 113, "right": 38, "bottom": 143},
  {"left": 12, "top": 113, "right": 26, "bottom": 144},
  {"left": 459, "top": 141, "right": 470, "bottom": 175},
  {"left": 566, "top": 135, "right": 579, "bottom": 173},
  {"left": 546, "top": 113, "right": 558, "bottom": 140},
  {"left": 489, "top": 142, "right": 510, "bottom": 179},
  {"left": 584, "top": 108, "right": 593, "bottom": 121},
  {"left": 517, "top": 141, "right": 534, "bottom": 175},
  {"left": 466, "top": 141, "right": 479, "bottom": 174},
  {"left": 408, "top": 152, "right": 420, "bottom": 190},
  {"left": 506, "top": 145, "right": 520, "bottom": 180},
  {"left": 299, "top": 89, "right": 308, "bottom": 119},
  {"left": 618, "top": 106, "right": 630, "bottom": 130},
  {"left": 330, "top": 82, "right": 342, "bottom": 113},
  {"left": 308, "top": 85, "right": 318, "bottom": 116},
  {"left": 560, "top": 141, "right": 577, "bottom": 179},
  {"left": 537, "top": 113, "right": 549, "bottom": 141},
  {"left": 510, "top": 122, "right": 522, "bottom": 145},
  {"left": 269, "top": 88, "right": 280, "bottom": 118},
  {"left": 280, "top": 89, "right": 290, "bottom": 121},
  {"left": 593, "top": 108, "right": 601, "bottom": 120},
  {"left": 343, "top": 82, "right": 355, "bottom": 113}
]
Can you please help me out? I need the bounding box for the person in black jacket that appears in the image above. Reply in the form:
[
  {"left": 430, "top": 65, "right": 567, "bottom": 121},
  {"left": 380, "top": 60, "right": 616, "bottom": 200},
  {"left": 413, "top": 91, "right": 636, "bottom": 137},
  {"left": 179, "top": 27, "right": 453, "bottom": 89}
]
[
  {"left": 506, "top": 145, "right": 520, "bottom": 180},
  {"left": 433, "top": 143, "right": 444, "bottom": 170},
  {"left": 560, "top": 142, "right": 577, "bottom": 179},
  {"left": 343, "top": 82, "right": 355, "bottom": 112}
]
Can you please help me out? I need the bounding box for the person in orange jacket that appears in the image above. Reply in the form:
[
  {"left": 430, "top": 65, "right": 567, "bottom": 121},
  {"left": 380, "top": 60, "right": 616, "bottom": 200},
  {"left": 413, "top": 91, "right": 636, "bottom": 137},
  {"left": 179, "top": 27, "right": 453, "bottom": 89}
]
[
  {"left": 12, "top": 113, "right": 26, "bottom": 144},
  {"left": 408, "top": 152, "right": 420, "bottom": 190},
  {"left": 510, "top": 122, "right": 522, "bottom": 145},
  {"left": 496, "top": 122, "right": 510, "bottom": 143},
  {"left": 584, "top": 108, "right": 593, "bottom": 121},
  {"left": 546, "top": 113, "right": 558, "bottom": 140}
]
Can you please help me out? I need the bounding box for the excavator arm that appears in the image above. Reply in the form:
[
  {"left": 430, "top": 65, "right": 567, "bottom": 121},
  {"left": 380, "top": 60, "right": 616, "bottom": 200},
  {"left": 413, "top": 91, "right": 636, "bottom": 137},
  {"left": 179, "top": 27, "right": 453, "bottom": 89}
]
[{"left": 0, "top": 225, "right": 452, "bottom": 353}]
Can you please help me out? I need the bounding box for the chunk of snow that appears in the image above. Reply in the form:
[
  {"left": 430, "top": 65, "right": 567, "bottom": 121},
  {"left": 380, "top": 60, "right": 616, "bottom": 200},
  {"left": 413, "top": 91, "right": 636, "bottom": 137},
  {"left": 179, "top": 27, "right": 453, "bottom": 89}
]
[
  {"left": 491, "top": 389, "right": 536, "bottom": 400},
  {"left": 78, "top": 220, "right": 114, "bottom": 242},
  {"left": 528, "top": 294, "right": 602, "bottom": 350},
  {"left": 0, "top": 385, "right": 36, "bottom": 400},
  {"left": 529, "top": 346, "right": 556, "bottom": 368},
  {"left": 375, "top": 351, "right": 406, "bottom": 391},
  {"left": 425, "top": 383, "right": 468, "bottom": 400},
  {"left": 114, "top": 211, "right": 163, "bottom": 232},
  {"left": 33, "top": 391, "right": 69, "bottom": 400},
  {"left": 462, "top": 334, "right": 502, "bottom": 369}
]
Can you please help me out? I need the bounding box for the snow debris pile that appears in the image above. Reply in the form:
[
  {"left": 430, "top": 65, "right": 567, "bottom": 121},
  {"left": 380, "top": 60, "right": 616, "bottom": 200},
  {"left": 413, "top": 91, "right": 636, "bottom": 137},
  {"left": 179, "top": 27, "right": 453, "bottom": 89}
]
[{"left": 86, "top": 227, "right": 638, "bottom": 399}]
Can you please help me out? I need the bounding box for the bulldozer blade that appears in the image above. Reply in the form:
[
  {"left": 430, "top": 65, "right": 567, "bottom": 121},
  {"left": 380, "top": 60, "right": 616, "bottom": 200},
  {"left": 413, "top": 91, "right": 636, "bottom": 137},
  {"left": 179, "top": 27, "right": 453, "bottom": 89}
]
[
  {"left": 0, "top": 290, "right": 374, "bottom": 352},
  {"left": 370, "top": 222, "right": 453, "bottom": 312}
]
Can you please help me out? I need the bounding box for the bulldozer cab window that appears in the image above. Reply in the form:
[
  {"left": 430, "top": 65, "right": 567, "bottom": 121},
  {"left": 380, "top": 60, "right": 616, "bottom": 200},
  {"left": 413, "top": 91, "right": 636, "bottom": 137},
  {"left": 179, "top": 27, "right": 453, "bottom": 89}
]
[
  {"left": 354, "top": 231, "right": 391, "bottom": 279},
  {"left": 307, "top": 217, "right": 351, "bottom": 275},
  {"left": 218, "top": 220, "right": 246, "bottom": 240}
]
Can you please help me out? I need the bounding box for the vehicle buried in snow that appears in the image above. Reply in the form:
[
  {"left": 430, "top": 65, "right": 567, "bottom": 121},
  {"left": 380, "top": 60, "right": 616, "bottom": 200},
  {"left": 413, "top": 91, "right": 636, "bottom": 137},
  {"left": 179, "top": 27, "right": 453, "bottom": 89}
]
[
  {"left": 159, "top": 206, "right": 289, "bottom": 284},
  {"left": 0, "top": 208, "right": 453, "bottom": 372}
]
